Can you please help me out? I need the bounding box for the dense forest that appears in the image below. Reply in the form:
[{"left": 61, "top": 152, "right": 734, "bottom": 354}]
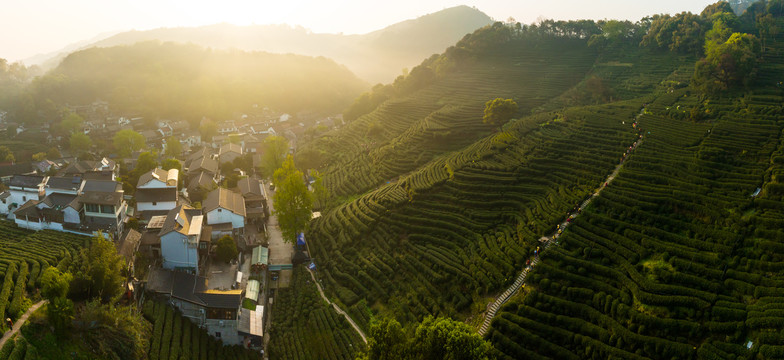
[
  {"left": 293, "top": 1, "right": 784, "bottom": 359},
  {"left": 1, "top": 41, "right": 368, "bottom": 126}
]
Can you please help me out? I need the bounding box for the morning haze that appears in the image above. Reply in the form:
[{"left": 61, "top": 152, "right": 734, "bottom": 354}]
[{"left": 0, "top": 0, "right": 780, "bottom": 359}]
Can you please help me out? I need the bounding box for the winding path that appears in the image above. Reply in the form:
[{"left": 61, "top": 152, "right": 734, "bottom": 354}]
[
  {"left": 0, "top": 300, "right": 46, "bottom": 348},
  {"left": 478, "top": 109, "right": 646, "bottom": 336},
  {"left": 307, "top": 268, "right": 368, "bottom": 344}
]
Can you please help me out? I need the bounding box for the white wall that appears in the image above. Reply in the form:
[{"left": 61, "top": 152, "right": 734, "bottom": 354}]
[
  {"left": 45, "top": 188, "right": 78, "bottom": 197},
  {"left": 206, "top": 208, "right": 244, "bottom": 229},
  {"left": 137, "top": 201, "right": 177, "bottom": 212},
  {"left": 161, "top": 232, "right": 198, "bottom": 271},
  {"left": 5, "top": 189, "right": 40, "bottom": 216}
]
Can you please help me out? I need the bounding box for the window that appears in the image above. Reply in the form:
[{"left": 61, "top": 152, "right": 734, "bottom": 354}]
[
  {"left": 22, "top": 196, "right": 26, "bottom": 202},
  {"left": 86, "top": 204, "right": 100, "bottom": 213},
  {"left": 101, "top": 205, "right": 114, "bottom": 213},
  {"left": 215, "top": 332, "right": 221, "bottom": 338},
  {"left": 152, "top": 202, "right": 157, "bottom": 206},
  {"left": 217, "top": 208, "right": 222, "bottom": 212},
  {"left": 199, "top": 242, "right": 207, "bottom": 249}
]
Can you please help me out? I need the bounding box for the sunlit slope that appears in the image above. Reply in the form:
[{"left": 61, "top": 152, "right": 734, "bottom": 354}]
[
  {"left": 487, "top": 40, "right": 784, "bottom": 359},
  {"left": 308, "top": 97, "right": 647, "bottom": 327},
  {"left": 310, "top": 35, "right": 599, "bottom": 198}
]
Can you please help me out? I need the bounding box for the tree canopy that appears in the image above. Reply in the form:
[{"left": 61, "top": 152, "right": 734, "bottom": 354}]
[
  {"left": 272, "top": 155, "right": 313, "bottom": 243},
  {"left": 260, "top": 135, "right": 290, "bottom": 176},
  {"left": 361, "top": 316, "right": 491, "bottom": 360},
  {"left": 69, "top": 132, "right": 92, "bottom": 155},
  {"left": 70, "top": 234, "right": 125, "bottom": 302},
  {"left": 482, "top": 98, "right": 518, "bottom": 129},
  {"left": 693, "top": 32, "right": 761, "bottom": 93},
  {"left": 216, "top": 235, "right": 238, "bottom": 263},
  {"left": 113, "top": 129, "right": 145, "bottom": 157},
  {"left": 163, "top": 136, "right": 182, "bottom": 158}
]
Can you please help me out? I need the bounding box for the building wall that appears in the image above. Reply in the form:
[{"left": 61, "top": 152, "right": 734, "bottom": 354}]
[
  {"left": 136, "top": 201, "right": 177, "bottom": 212},
  {"left": 44, "top": 188, "right": 78, "bottom": 197},
  {"left": 14, "top": 217, "right": 43, "bottom": 231},
  {"left": 64, "top": 207, "right": 80, "bottom": 224},
  {"left": 161, "top": 232, "right": 198, "bottom": 271},
  {"left": 4, "top": 188, "right": 41, "bottom": 216},
  {"left": 206, "top": 209, "right": 244, "bottom": 229}
]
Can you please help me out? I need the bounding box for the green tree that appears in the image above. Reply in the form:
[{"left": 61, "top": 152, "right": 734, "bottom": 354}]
[
  {"left": 58, "top": 112, "right": 84, "bottom": 136},
  {"left": 694, "top": 32, "right": 761, "bottom": 93},
  {"left": 272, "top": 155, "right": 313, "bottom": 243},
  {"left": 260, "top": 135, "right": 290, "bottom": 176},
  {"left": 135, "top": 152, "right": 158, "bottom": 175},
  {"left": 47, "top": 147, "right": 61, "bottom": 159},
  {"left": 69, "top": 132, "right": 92, "bottom": 154},
  {"left": 199, "top": 119, "right": 218, "bottom": 142},
  {"left": 31, "top": 152, "right": 46, "bottom": 161},
  {"left": 482, "top": 98, "right": 518, "bottom": 130},
  {"left": 216, "top": 235, "right": 238, "bottom": 263},
  {"left": 73, "top": 234, "right": 125, "bottom": 302},
  {"left": 311, "top": 170, "right": 329, "bottom": 210},
  {"left": 160, "top": 158, "right": 181, "bottom": 171},
  {"left": 39, "top": 267, "right": 74, "bottom": 337},
  {"left": 113, "top": 129, "right": 145, "bottom": 157},
  {"left": 410, "top": 316, "right": 491, "bottom": 360},
  {"left": 366, "top": 317, "right": 407, "bottom": 360},
  {"left": 164, "top": 136, "right": 182, "bottom": 158},
  {"left": 47, "top": 296, "right": 74, "bottom": 337},
  {"left": 40, "top": 267, "right": 73, "bottom": 300},
  {"left": 0, "top": 146, "right": 14, "bottom": 163}
]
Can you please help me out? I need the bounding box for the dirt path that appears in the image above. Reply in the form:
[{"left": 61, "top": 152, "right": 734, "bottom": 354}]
[
  {"left": 478, "top": 109, "right": 647, "bottom": 336},
  {"left": 307, "top": 269, "right": 367, "bottom": 344},
  {"left": 0, "top": 300, "right": 46, "bottom": 348}
]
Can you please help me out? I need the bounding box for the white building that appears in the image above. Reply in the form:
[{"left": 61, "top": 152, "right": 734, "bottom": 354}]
[
  {"left": 136, "top": 168, "right": 179, "bottom": 212},
  {"left": 203, "top": 188, "right": 246, "bottom": 236},
  {"left": 0, "top": 175, "right": 46, "bottom": 218}
]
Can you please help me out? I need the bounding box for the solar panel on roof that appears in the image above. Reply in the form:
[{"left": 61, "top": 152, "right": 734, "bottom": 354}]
[{"left": 148, "top": 215, "right": 167, "bottom": 229}]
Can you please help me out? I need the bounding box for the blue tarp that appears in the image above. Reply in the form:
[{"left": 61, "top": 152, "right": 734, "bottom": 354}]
[
  {"left": 297, "top": 233, "right": 306, "bottom": 246},
  {"left": 308, "top": 262, "right": 316, "bottom": 270}
]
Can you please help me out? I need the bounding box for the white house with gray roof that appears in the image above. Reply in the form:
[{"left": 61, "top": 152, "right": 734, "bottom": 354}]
[{"left": 203, "top": 188, "right": 246, "bottom": 233}]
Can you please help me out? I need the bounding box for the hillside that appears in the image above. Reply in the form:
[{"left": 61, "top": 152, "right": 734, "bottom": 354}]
[
  {"left": 296, "top": 3, "right": 784, "bottom": 358},
  {"left": 27, "top": 6, "right": 493, "bottom": 84},
  {"left": 26, "top": 41, "right": 368, "bottom": 122}
]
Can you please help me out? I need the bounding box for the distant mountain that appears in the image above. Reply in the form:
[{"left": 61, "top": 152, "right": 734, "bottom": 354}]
[
  {"left": 728, "top": 0, "right": 757, "bottom": 15},
  {"left": 25, "top": 5, "right": 493, "bottom": 83}
]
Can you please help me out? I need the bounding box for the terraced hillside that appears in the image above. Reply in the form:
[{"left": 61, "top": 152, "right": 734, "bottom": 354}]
[
  {"left": 0, "top": 222, "right": 87, "bottom": 331},
  {"left": 308, "top": 96, "right": 658, "bottom": 326},
  {"left": 305, "top": 25, "right": 694, "bottom": 199},
  {"left": 486, "top": 27, "right": 784, "bottom": 359},
  {"left": 268, "top": 267, "right": 366, "bottom": 360}
]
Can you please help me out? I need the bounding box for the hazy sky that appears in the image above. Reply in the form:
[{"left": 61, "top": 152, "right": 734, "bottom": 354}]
[{"left": 2, "top": 0, "right": 717, "bottom": 63}]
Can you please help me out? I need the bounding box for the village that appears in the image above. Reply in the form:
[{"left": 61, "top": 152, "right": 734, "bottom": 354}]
[{"left": 0, "top": 100, "right": 334, "bottom": 352}]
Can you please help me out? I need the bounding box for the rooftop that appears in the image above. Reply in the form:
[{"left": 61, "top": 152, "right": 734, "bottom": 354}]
[
  {"left": 203, "top": 187, "right": 246, "bottom": 217},
  {"left": 135, "top": 187, "right": 178, "bottom": 203}
]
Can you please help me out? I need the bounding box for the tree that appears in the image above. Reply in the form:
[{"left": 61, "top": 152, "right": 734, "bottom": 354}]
[
  {"left": 113, "top": 129, "right": 145, "bottom": 157},
  {"left": 58, "top": 112, "right": 84, "bottom": 136},
  {"left": 482, "top": 98, "right": 518, "bottom": 130},
  {"left": 39, "top": 267, "right": 74, "bottom": 337},
  {"left": 164, "top": 136, "right": 182, "bottom": 158},
  {"left": 0, "top": 146, "right": 14, "bottom": 163},
  {"left": 311, "top": 170, "right": 329, "bottom": 210},
  {"left": 199, "top": 119, "right": 218, "bottom": 142},
  {"left": 216, "top": 235, "right": 238, "bottom": 263},
  {"left": 693, "top": 32, "right": 761, "bottom": 93},
  {"left": 410, "top": 316, "right": 491, "bottom": 360},
  {"left": 135, "top": 152, "right": 158, "bottom": 175},
  {"left": 260, "top": 135, "right": 290, "bottom": 176},
  {"left": 69, "top": 132, "right": 92, "bottom": 154},
  {"left": 32, "top": 152, "right": 46, "bottom": 161},
  {"left": 366, "top": 317, "right": 407, "bottom": 360},
  {"left": 40, "top": 267, "right": 73, "bottom": 300},
  {"left": 362, "top": 316, "right": 491, "bottom": 360},
  {"left": 160, "top": 158, "right": 181, "bottom": 171},
  {"left": 273, "top": 155, "right": 313, "bottom": 243},
  {"left": 71, "top": 234, "right": 125, "bottom": 302},
  {"left": 47, "top": 147, "right": 61, "bottom": 159}
]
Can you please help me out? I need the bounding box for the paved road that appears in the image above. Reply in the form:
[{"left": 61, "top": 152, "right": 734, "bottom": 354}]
[
  {"left": 264, "top": 182, "right": 294, "bottom": 288},
  {"left": 478, "top": 109, "right": 647, "bottom": 336},
  {"left": 307, "top": 268, "right": 367, "bottom": 344},
  {"left": 0, "top": 300, "right": 46, "bottom": 348}
]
